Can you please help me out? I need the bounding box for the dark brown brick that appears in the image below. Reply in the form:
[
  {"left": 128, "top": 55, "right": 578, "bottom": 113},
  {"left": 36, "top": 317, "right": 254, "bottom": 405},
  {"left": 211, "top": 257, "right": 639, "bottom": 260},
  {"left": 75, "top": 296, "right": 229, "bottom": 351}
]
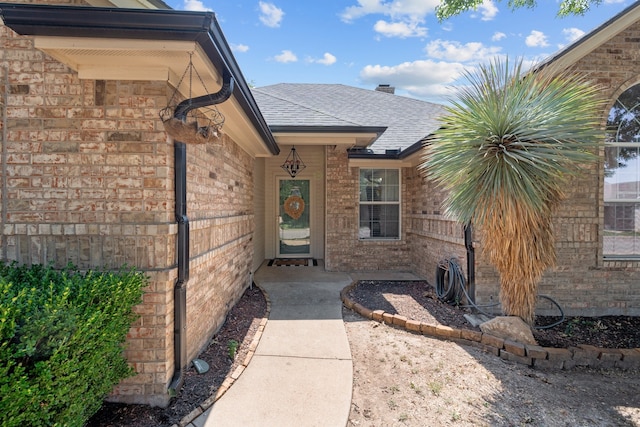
[
  {"left": 599, "top": 349, "right": 622, "bottom": 368},
  {"left": 503, "top": 340, "right": 526, "bottom": 357},
  {"left": 500, "top": 349, "right": 533, "bottom": 366},
  {"left": 525, "top": 344, "right": 548, "bottom": 359},
  {"left": 616, "top": 348, "right": 640, "bottom": 369},
  {"left": 460, "top": 329, "right": 482, "bottom": 342},
  {"left": 570, "top": 345, "right": 600, "bottom": 367},
  {"left": 481, "top": 334, "right": 505, "bottom": 350}
]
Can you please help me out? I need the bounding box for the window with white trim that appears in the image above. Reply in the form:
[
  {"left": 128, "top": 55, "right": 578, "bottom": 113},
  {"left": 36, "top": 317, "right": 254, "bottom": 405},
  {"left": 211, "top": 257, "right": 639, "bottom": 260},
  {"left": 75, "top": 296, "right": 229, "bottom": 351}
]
[
  {"left": 359, "top": 168, "right": 400, "bottom": 239},
  {"left": 604, "top": 84, "right": 640, "bottom": 257}
]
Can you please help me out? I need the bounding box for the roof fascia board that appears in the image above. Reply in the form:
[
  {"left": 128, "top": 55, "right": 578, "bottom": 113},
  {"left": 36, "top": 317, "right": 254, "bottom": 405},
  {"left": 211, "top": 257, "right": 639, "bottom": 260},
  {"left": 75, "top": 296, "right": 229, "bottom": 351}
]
[
  {"left": 0, "top": 3, "right": 279, "bottom": 155},
  {"left": 540, "top": 2, "right": 640, "bottom": 70}
]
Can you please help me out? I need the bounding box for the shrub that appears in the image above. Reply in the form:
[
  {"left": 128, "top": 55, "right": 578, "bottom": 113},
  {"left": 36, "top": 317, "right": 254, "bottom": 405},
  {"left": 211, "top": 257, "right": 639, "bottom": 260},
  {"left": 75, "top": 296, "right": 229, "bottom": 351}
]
[{"left": 0, "top": 263, "right": 147, "bottom": 427}]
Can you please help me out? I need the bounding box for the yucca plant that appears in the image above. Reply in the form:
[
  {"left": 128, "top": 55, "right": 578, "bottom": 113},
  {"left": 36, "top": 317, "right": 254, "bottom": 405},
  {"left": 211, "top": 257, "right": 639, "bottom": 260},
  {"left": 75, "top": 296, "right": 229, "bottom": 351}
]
[{"left": 421, "top": 58, "right": 604, "bottom": 324}]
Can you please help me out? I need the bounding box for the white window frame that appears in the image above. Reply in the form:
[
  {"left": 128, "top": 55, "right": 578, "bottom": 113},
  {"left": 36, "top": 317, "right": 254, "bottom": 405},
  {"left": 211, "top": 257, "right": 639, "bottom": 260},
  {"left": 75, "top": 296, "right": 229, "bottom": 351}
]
[
  {"left": 358, "top": 168, "right": 401, "bottom": 240},
  {"left": 603, "top": 86, "right": 640, "bottom": 258}
]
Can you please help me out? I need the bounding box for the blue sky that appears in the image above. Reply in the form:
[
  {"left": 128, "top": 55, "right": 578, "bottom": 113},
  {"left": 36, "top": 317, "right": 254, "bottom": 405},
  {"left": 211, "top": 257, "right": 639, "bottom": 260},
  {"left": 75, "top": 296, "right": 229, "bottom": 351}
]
[{"left": 163, "top": 0, "right": 632, "bottom": 103}]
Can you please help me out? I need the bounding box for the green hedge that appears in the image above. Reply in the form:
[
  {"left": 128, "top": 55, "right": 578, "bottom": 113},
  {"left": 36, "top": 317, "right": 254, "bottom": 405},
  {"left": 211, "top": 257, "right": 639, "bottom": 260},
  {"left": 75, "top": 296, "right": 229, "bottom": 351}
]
[{"left": 0, "top": 263, "right": 147, "bottom": 427}]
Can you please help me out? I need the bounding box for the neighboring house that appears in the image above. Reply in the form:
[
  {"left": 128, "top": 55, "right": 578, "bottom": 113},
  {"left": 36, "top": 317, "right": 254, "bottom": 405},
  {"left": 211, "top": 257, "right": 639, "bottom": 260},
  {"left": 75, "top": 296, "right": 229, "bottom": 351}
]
[{"left": 0, "top": 0, "right": 638, "bottom": 407}]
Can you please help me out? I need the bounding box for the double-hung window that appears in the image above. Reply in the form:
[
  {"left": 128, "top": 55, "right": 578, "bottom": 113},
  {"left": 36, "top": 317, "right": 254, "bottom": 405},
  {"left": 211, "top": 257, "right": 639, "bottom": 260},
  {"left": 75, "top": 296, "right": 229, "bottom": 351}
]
[
  {"left": 359, "top": 169, "right": 400, "bottom": 239},
  {"left": 604, "top": 84, "right": 640, "bottom": 257}
]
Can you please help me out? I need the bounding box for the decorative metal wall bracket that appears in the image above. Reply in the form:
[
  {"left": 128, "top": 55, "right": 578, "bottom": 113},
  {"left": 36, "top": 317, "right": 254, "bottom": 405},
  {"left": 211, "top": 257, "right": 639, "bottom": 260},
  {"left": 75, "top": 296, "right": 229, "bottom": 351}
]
[{"left": 281, "top": 146, "right": 306, "bottom": 178}]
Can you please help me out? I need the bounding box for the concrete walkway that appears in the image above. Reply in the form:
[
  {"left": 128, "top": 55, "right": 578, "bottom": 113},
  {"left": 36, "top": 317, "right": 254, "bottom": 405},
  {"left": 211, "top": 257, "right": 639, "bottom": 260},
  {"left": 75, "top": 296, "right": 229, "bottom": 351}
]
[{"left": 192, "top": 263, "right": 354, "bottom": 427}]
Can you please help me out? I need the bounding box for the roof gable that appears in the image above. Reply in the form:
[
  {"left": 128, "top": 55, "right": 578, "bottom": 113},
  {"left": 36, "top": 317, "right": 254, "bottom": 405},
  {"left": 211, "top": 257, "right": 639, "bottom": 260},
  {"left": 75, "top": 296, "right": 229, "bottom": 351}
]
[{"left": 542, "top": 1, "right": 640, "bottom": 70}]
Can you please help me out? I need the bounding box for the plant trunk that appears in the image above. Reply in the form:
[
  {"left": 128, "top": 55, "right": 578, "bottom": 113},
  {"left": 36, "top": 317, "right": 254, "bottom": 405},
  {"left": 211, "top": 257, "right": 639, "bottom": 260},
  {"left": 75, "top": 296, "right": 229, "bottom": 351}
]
[{"left": 481, "top": 195, "right": 558, "bottom": 325}]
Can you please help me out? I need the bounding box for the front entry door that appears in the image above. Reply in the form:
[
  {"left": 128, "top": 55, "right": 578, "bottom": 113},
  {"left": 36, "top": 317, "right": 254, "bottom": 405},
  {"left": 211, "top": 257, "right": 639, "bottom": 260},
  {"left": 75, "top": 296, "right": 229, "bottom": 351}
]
[{"left": 278, "top": 179, "right": 310, "bottom": 257}]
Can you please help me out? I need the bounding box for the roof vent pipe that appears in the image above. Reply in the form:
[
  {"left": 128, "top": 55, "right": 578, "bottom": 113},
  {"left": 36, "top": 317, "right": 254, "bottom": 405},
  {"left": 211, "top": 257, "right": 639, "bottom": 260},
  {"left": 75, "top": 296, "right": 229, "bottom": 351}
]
[{"left": 168, "top": 69, "right": 235, "bottom": 395}]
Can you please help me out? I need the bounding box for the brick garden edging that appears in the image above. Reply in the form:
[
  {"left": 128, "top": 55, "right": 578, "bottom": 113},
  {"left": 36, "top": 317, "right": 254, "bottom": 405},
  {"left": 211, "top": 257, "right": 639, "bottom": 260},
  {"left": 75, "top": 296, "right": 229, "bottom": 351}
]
[
  {"left": 340, "top": 282, "right": 640, "bottom": 371},
  {"left": 173, "top": 284, "right": 272, "bottom": 427}
]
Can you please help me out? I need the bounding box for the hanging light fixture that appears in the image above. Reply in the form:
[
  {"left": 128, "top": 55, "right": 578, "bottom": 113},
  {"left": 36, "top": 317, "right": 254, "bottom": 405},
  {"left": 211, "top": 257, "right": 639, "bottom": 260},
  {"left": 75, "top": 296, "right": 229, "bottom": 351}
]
[{"left": 281, "top": 146, "right": 306, "bottom": 178}]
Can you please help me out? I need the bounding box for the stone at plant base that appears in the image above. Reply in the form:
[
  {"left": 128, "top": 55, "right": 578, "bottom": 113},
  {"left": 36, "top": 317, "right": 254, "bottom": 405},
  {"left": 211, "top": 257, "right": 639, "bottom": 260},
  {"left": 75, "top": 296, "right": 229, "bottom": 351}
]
[
  {"left": 480, "top": 316, "right": 537, "bottom": 345},
  {"left": 192, "top": 359, "right": 210, "bottom": 374}
]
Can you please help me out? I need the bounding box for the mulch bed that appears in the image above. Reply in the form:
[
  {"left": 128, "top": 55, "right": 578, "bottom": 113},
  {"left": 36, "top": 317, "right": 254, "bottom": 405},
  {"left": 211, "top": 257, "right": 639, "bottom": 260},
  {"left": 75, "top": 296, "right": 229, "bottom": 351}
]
[
  {"left": 87, "top": 285, "right": 267, "bottom": 427},
  {"left": 346, "top": 280, "right": 640, "bottom": 349}
]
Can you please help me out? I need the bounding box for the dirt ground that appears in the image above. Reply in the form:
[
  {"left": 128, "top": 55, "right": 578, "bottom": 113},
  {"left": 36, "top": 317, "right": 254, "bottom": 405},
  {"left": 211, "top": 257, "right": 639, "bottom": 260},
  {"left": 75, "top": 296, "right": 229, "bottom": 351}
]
[
  {"left": 344, "top": 308, "right": 640, "bottom": 427},
  {"left": 90, "top": 280, "right": 640, "bottom": 427},
  {"left": 345, "top": 280, "right": 640, "bottom": 427}
]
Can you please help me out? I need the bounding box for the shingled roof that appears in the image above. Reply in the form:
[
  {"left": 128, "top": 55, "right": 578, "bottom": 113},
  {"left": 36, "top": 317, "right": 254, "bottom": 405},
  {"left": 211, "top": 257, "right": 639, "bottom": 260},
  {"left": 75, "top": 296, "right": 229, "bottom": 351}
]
[{"left": 252, "top": 83, "right": 445, "bottom": 154}]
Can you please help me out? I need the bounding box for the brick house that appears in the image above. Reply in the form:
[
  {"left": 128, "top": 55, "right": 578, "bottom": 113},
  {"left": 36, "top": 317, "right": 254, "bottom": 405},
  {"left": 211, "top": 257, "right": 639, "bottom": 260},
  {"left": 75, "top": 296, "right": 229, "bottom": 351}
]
[{"left": 0, "top": 0, "right": 639, "bottom": 406}]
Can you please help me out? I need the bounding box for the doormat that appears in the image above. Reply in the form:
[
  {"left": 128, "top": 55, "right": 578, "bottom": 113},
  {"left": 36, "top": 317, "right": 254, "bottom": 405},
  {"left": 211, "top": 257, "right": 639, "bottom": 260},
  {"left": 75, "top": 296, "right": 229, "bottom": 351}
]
[{"left": 268, "top": 258, "right": 318, "bottom": 267}]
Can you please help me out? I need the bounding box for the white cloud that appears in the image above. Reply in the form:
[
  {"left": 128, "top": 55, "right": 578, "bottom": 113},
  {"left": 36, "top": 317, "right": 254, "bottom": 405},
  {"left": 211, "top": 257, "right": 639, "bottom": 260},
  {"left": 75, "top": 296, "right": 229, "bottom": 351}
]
[
  {"left": 183, "top": 0, "right": 211, "bottom": 11},
  {"left": 359, "top": 59, "right": 467, "bottom": 99},
  {"left": 492, "top": 31, "right": 506, "bottom": 42},
  {"left": 340, "top": 0, "right": 439, "bottom": 23},
  {"left": 259, "top": 2, "right": 284, "bottom": 28},
  {"left": 562, "top": 27, "right": 585, "bottom": 43},
  {"left": 311, "top": 53, "right": 337, "bottom": 66},
  {"left": 274, "top": 50, "right": 297, "bottom": 63},
  {"left": 477, "top": 0, "right": 498, "bottom": 21},
  {"left": 341, "top": 1, "right": 437, "bottom": 41},
  {"left": 525, "top": 30, "right": 549, "bottom": 47},
  {"left": 231, "top": 43, "right": 249, "bottom": 53},
  {"left": 341, "top": 0, "right": 385, "bottom": 21},
  {"left": 425, "top": 39, "right": 502, "bottom": 62},
  {"left": 373, "top": 19, "right": 427, "bottom": 38}
]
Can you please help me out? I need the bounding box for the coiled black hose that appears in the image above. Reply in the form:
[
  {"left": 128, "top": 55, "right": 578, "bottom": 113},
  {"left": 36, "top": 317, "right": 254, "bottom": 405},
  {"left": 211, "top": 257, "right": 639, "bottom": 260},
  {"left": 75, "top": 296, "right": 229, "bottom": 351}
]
[
  {"left": 435, "top": 258, "right": 466, "bottom": 305},
  {"left": 435, "top": 258, "right": 564, "bottom": 329}
]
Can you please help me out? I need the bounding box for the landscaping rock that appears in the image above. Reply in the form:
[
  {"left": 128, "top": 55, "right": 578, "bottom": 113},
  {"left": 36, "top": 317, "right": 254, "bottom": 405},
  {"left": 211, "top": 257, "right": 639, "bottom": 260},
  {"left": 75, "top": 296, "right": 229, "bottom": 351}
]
[{"left": 480, "top": 316, "right": 537, "bottom": 345}]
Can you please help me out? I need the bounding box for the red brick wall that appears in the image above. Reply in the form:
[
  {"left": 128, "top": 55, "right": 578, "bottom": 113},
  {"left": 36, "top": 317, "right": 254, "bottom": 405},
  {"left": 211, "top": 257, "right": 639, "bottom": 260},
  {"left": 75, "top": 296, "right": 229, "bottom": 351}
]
[
  {"left": 0, "top": 21, "right": 257, "bottom": 406},
  {"left": 324, "top": 147, "right": 412, "bottom": 271},
  {"left": 404, "top": 166, "right": 467, "bottom": 286}
]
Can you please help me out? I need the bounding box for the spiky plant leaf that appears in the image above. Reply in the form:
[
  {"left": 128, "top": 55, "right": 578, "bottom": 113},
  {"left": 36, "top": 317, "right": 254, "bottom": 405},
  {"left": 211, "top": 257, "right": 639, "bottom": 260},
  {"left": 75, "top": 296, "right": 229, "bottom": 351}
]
[{"left": 420, "top": 58, "right": 604, "bottom": 323}]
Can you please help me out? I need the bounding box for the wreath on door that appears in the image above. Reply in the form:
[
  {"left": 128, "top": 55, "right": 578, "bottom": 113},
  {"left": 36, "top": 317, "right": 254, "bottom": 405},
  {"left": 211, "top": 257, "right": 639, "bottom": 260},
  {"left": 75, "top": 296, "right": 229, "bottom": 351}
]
[{"left": 284, "top": 195, "right": 305, "bottom": 220}]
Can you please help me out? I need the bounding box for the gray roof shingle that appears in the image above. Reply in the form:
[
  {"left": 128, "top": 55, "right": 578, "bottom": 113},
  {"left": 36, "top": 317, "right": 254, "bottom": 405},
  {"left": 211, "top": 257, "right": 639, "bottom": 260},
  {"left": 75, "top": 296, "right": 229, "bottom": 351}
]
[{"left": 252, "top": 83, "right": 445, "bottom": 154}]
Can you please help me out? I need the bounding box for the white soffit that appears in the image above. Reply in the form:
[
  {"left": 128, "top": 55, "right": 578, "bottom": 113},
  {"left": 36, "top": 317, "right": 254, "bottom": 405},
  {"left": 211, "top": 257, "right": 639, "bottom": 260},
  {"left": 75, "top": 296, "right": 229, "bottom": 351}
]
[
  {"left": 33, "top": 37, "right": 219, "bottom": 92},
  {"left": 272, "top": 132, "right": 379, "bottom": 147},
  {"left": 33, "top": 36, "right": 273, "bottom": 157}
]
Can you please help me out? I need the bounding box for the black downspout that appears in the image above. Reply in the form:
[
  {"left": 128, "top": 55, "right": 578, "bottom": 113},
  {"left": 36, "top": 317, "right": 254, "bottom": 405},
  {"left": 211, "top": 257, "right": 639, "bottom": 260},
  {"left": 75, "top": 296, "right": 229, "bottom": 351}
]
[
  {"left": 464, "top": 223, "right": 475, "bottom": 305},
  {"left": 168, "top": 70, "right": 235, "bottom": 394}
]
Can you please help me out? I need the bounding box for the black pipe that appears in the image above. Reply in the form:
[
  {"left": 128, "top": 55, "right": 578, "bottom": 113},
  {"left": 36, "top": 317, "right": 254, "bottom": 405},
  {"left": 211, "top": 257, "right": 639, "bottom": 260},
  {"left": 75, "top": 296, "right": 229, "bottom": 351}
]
[
  {"left": 464, "top": 223, "right": 475, "bottom": 305},
  {"left": 168, "top": 70, "right": 235, "bottom": 395}
]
